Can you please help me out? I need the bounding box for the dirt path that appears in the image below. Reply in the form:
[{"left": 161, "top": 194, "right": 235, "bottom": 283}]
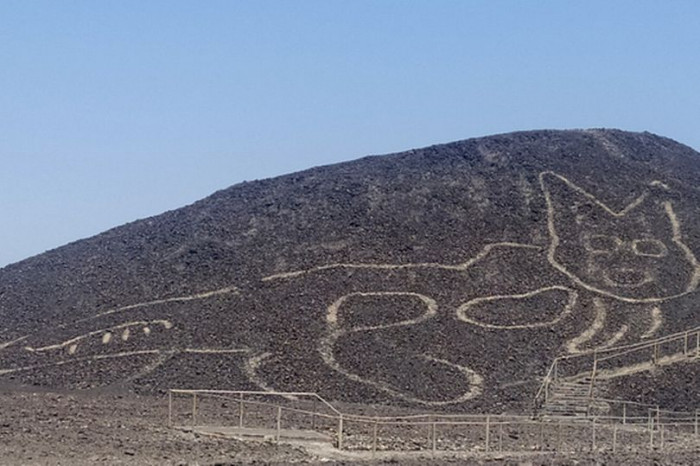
[
  {"left": 0, "top": 387, "right": 308, "bottom": 465},
  {"left": 1, "top": 386, "right": 699, "bottom": 465}
]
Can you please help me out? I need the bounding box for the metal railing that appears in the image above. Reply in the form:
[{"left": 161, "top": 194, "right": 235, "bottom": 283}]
[
  {"left": 168, "top": 389, "right": 344, "bottom": 446},
  {"left": 534, "top": 326, "right": 700, "bottom": 414},
  {"left": 167, "top": 389, "right": 700, "bottom": 454}
]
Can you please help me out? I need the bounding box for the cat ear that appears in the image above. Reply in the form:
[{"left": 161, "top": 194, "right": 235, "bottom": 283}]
[
  {"left": 648, "top": 180, "right": 681, "bottom": 204},
  {"left": 540, "top": 171, "right": 649, "bottom": 225},
  {"left": 540, "top": 172, "right": 609, "bottom": 226}
]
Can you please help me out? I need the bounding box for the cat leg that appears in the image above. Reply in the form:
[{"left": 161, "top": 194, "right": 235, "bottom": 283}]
[
  {"left": 566, "top": 298, "right": 630, "bottom": 353},
  {"left": 243, "top": 352, "right": 299, "bottom": 400},
  {"left": 641, "top": 306, "right": 663, "bottom": 339},
  {"left": 319, "top": 292, "right": 483, "bottom": 405}
]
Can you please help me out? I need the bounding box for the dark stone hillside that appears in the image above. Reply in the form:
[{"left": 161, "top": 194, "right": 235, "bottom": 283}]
[{"left": 1, "top": 129, "right": 700, "bottom": 413}]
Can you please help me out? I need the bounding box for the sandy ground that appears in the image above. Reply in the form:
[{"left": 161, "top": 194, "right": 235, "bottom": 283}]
[
  {"left": 0, "top": 387, "right": 310, "bottom": 465},
  {"left": 1, "top": 386, "right": 700, "bottom": 465}
]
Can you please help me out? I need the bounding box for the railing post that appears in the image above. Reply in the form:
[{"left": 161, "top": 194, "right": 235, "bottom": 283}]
[
  {"left": 656, "top": 406, "right": 661, "bottom": 426},
  {"left": 622, "top": 402, "right": 627, "bottom": 425},
  {"left": 653, "top": 343, "right": 659, "bottom": 365},
  {"left": 696, "top": 331, "right": 700, "bottom": 358},
  {"left": 238, "top": 392, "right": 244, "bottom": 428},
  {"left": 313, "top": 399, "right": 319, "bottom": 430},
  {"left": 684, "top": 331, "right": 689, "bottom": 355},
  {"left": 426, "top": 416, "right": 431, "bottom": 448},
  {"left": 499, "top": 421, "right": 504, "bottom": 452},
  {"left": 649, "top": 409, "right": 654, "bottom": 449},
  {"left": 192, "top": 392, "right": 198, "bottom": 426},
  {"left": 588, "top": 352, "right": 598, "bottom": 400},
  {"left": 168, "top": 390, "right": 173, "bottom": 427},
  {"left": 337, "top": 414, "right": 344, "bottom": 450},
  {"left": 373, "top": 420, "right": 379, "bottom": 455},
  {"left": 612, "top": 424, "right": 618, "bottom": 453},
  {"left": 695, "top": 409, "right": 698, "bottom": 436},
  {"left": 276, "top": 406, "right": 282, "bottom": 443},
  {"left": 485, "top": 415, "right": 490, "bottom": 452},
  {"left": 556, "top": 419, "right": 562, "bottom": 452},
  {"left": 586, "top": 396, "right": 592, "bottom": 419},
  {"left": 591, "top": 417, "right": 596, "bottom": 451},
  {"left": 431, "top": 421, "right": 437, "bottom": 454}
]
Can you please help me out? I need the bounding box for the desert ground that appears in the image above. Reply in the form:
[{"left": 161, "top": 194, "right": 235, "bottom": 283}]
[{"left": 2, "top": 384, "right": 700, "bottom": 465}]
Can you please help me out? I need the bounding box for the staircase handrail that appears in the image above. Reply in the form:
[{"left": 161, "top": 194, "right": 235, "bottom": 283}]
[
  {"left": 534, "top": 325, "right": 700, "bottom": 413},
  {"left": 533, "top": 358, "right": 558, "bottom": 414},
  {"left": 558, "top": 325, "right": 700, "bottom": 362}
]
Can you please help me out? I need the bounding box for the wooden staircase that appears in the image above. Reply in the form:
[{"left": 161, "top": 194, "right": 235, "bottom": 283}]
[
  {"left": 535, "top": 326, "right": 700, "bottom": 418},
  {"left": 542, "top": 377, "right": 610, "bottom": 418}
]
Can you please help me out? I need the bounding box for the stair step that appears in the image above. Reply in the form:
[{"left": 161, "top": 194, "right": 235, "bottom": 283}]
[
  {"left": 541, "top": 377, "right": 609, "bottom": 419},
  {"left": 546, "top": 408, "right": 589, "bottom": 411},
  {"left": 545, "top": 406, "right": 588, "bottom": 411}
]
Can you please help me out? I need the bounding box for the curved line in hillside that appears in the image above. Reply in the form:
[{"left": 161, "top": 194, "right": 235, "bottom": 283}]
[{"left": 455, "top": 286, "right": 577, "bottom": 329}]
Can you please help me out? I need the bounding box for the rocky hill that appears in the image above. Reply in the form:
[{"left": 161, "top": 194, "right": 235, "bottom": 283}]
[{"left": 1, "top": 129, "right": 700, "bottom": 413}]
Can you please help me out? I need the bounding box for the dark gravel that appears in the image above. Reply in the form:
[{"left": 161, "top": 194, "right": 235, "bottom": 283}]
[{"left": 1, "top": 129, "right": 700, "bottom": 415}]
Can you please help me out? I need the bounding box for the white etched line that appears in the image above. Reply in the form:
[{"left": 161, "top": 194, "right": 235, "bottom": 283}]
[
  {"left": 73, "top": 286, "right": 240, "bottom": 324},
  {"left": 540, "top": 171, "right": 648, "bottom": 218},
  {"left": 664, "top": 202, "right": 700, "bottom": 291},
  {"left": 243, "top": 352, "right": 298, "bottom": 400},
  {"left": 456, "top": 286, "right": 577, "bottom": 329},
  {"left": 263, "top": 242, "right": 540, "bottom": 282},
  {"left": 641, "top": 307, "right": 663, "bottom": 339},
  {"left": 326, "top": 292, "right": 437, "bottom": 330},
  {"left": 319, "top": 330, "right": 483, "bottom": 406},
  {"left": 318, "top": 291, "right": 482, "bottom": 405},
  {"left": 566, "top": 298, "right": 606, "bottom": 354},
  {"left": 0, "top": 335, "right": 27, "bottom": 351},
  {"left": 183, "top": 348, "right": 250, "bottom": 354},
  {"left": 0, "top": 350, "right": 165, "bottom": 375},
  {"left": 24, "top": 320, "right": 172, "bottom": 353},
  {"left": 540, "top": 171, "right": 700, "bottom": 303},
  {"left": 598, "top": 325, "right": 629, "bottom": 350}
]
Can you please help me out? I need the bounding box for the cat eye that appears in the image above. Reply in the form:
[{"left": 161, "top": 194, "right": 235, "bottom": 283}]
[
  {"left": 632, "top": 239, "right": 668, "bottom": 257},
  {"left": 584, "top": 234, "right": 621, "bottom": 253}
]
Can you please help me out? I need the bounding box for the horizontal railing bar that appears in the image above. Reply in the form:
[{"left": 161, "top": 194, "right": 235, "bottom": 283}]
[
  {"left": 169, "top": 389, "right": 699, "bottom": 436},
  {"left": 168, "top": 389, "right": 341, "bottom": 415},
  {"left": 170, "top": 389, "right": 321, "bottom": 396},
  {"left": 558, "top": 326, "right": 700, "bottom": 359},
  {"left": 171, "top": 393, "right": 341, "bottom": 420}
]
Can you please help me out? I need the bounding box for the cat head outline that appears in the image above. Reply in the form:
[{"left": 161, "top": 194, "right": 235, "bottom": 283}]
[{"left": 539, "top": 171, "right": 700, "bottom": 303}]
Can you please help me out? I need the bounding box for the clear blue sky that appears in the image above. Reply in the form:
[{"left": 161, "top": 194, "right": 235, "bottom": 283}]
[{"left": 2, "top": 0, "right": 699, "bottom": 267}]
